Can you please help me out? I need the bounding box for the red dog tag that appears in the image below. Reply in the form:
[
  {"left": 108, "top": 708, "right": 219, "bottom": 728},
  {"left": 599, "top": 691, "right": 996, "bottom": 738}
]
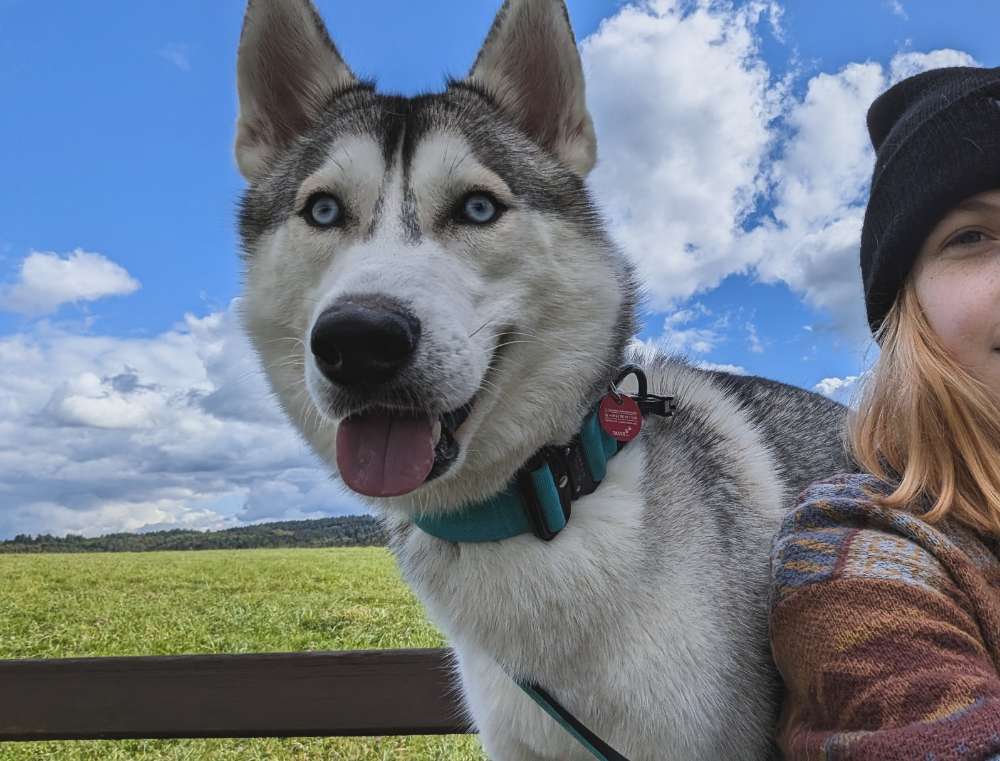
[{"left": 599, "top": 393, "right": 642, "bottom": 443}]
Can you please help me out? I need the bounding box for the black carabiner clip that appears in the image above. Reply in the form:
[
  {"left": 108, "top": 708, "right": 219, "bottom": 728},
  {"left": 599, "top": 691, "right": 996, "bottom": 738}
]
[
  {"left": 610, "top": 365, "right": 676, "bottom": 419},
  {"left": 613, "top": 365, "right": 648, "bottom": 398}
]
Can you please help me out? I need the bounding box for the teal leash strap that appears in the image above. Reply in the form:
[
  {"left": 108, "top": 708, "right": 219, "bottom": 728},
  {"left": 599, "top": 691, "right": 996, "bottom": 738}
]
[{"left": 517, "top": 681, "right": 631, "bottom": 761}]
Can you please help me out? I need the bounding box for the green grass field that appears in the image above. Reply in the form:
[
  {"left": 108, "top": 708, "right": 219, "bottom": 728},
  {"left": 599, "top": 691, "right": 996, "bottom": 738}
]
[{"left": 0, "top": 548, "right": 487, "bottom": 760}]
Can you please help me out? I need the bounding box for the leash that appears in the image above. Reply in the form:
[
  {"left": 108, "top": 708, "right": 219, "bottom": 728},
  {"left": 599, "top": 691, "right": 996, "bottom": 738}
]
[
  {"left": 518, "top": 682, "right": 632, "bottom": 761},
  {"left": 414, "top": 366, "right": 675, "bottom": 761}
]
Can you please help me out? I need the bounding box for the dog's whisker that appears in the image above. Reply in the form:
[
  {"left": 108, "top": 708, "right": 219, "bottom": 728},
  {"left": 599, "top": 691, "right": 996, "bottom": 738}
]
[
  {"left": 485, "top": 329, "right": 561, "bottom": 353},
  {"left": 259, "top": 336, "right": 307, "bottom": 348},
  {"left": 271, "top": 360, "right": 306, "bottom": 374},
  {"left": 492, "top": 340, "right": 537, "bottom": 351}
]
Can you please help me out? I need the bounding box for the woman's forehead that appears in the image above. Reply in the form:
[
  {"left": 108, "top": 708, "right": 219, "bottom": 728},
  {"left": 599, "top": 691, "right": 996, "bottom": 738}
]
[{"left": 955, "top": 189, "right": 1000, "bottom": 213}]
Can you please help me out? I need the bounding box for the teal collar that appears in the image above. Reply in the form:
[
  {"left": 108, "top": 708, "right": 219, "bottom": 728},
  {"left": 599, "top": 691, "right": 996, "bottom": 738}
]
[{"left": 413, "top": 410, "right": 623, "bottom": 543}]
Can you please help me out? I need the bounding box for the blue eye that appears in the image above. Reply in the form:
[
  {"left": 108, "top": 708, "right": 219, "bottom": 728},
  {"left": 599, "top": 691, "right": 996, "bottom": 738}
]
[
  {"left": 460, "top": 193, "right": 502, "bottom": 225},
  {"left": 304, "top": 193, "right": 343, "bottom": 228}
]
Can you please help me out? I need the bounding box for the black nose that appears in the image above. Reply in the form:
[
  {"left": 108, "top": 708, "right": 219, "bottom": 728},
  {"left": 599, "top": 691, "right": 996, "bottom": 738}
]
[{"left": 310, "top": 298, "right": 421, "bottom": 387}]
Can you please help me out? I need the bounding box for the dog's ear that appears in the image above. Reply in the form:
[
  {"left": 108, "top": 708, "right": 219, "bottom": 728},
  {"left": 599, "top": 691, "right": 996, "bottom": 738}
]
[
  {"left": 467, "top": 0, "right": 596, "bottom": 177},
  {"left": 235, "top": 0, "right": 356, "bottom": 180}
]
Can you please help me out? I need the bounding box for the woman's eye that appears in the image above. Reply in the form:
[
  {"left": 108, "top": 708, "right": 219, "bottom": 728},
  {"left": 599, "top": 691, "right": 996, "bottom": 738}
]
[
  {"left": 303, "top": 194, "right": 343, "bottom": 228},
  {"left": 946, "top": 229, "right": 989, "bottom": 247},
  {"left": 458, "top": 193, "right": 503, "bottom": 225}
]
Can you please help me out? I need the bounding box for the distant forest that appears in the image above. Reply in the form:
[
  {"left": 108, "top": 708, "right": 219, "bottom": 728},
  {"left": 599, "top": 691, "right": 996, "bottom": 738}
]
[{"left": 0, "top": 516, "right": 388, "bottom": 554}]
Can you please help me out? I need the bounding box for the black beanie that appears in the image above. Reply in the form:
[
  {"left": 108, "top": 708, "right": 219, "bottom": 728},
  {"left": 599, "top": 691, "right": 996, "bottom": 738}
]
[{"left": 861, "top": 65, "right": 1000, "bottom": 335}]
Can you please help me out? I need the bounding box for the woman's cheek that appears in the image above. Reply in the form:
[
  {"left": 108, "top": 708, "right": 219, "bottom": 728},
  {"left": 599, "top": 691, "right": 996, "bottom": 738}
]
[{"left": 917, "top": 267, "right": 987, "bottom": 365}]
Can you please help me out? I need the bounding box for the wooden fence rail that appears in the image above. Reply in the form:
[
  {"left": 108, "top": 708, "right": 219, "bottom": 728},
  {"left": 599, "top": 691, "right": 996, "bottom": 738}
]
[{"left": 0, "top": 648, "right": 473, "bottom": 742}]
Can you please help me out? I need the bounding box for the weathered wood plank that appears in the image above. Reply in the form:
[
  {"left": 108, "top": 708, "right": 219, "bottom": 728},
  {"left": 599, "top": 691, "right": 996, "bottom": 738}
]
[{"left": 0, "top": 648, "right": 473, "bottom": 741}]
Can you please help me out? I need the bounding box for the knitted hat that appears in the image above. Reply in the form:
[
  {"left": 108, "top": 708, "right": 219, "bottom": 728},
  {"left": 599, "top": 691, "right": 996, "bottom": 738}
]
[{"left": 861, "top": 66, "right": 1000, "bottom": 335}]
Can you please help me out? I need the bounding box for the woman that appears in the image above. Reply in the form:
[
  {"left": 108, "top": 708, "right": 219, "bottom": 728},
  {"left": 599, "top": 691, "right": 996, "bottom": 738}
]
[{"left": 769, "top": 66, "right": 1000, "bottom": 759}]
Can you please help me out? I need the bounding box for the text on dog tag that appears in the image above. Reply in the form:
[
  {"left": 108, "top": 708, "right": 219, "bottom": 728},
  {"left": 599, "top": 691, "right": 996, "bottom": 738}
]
[{"left": 599, "top": 394, "right": 642, "bottom": 443}]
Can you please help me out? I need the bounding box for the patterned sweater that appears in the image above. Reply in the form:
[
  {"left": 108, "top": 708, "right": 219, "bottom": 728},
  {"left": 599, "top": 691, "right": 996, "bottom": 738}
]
[{"left": 769, "top": 472, "right": 1000, "bottom": 761}]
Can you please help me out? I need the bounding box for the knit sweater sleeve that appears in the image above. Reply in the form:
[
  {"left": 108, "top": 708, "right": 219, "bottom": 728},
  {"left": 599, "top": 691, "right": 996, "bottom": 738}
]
[{"left": 769, "top": 475, "right": 1000, "bottom": 761}]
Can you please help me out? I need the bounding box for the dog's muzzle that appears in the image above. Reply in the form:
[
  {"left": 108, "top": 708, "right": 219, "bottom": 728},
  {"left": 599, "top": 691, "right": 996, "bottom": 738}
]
[{"left": 310, "top": 296, "right": 476, "bottom": 499}]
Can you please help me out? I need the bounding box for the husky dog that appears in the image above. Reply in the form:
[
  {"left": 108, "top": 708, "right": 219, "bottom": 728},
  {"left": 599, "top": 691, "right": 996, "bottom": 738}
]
[{"left": 234, "top": 1, "right": 849, "bottom": 758}]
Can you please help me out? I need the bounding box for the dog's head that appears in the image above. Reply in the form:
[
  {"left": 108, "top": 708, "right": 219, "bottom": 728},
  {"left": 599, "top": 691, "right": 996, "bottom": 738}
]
[{"left": 236, "top": 0, "right": 637, "bottom": 512}]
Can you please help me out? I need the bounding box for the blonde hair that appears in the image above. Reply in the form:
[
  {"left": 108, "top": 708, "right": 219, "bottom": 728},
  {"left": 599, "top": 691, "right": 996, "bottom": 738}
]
[{"left": 849, "top": 280, "right": 1000, "bottom": 536}]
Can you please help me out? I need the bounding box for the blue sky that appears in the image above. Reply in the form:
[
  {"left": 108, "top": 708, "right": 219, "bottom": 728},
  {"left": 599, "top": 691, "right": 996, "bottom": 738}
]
[{"left": 0, "top": 0, "right": 996, "bottom": 539}]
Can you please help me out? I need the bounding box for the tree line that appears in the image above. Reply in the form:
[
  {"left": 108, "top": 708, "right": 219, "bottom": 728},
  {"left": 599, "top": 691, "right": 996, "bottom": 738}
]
[{"left": 0, "top": 516, "right": 388, "bottom": 553}]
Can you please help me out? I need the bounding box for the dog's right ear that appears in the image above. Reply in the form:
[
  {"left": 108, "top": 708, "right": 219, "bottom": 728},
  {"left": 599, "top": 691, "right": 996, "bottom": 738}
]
[{"left": 235, "top": 0, "right": 356, "bottom": 180}]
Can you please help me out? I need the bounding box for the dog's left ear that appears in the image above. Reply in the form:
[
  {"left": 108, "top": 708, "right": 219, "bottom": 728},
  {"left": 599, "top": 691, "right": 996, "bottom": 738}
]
[{"left": 467, "top": 0, "right": 597, "bottom": 177}]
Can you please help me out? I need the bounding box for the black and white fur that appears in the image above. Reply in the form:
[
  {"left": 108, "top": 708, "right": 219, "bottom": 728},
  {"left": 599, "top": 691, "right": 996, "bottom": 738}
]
[{"left": 234, "top": 1, "right": 850, "bottom": 758}]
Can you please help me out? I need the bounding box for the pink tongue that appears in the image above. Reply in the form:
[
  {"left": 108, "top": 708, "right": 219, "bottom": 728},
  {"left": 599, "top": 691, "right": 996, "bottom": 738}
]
[{"left": 336, "top": 413, "right": 436, "bottom": 497}]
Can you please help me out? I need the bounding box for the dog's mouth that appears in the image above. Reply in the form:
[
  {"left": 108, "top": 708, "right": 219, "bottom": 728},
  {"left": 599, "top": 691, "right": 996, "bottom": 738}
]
[
  {"left": 334, "top": 330, "right": 510, "bottom": 499},
  {"left": 335, "top": 401, "right": 474, "bottom": 498}
]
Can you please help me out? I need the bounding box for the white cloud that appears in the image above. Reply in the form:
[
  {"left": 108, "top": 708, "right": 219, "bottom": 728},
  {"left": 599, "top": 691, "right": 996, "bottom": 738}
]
[
  {"left": 886, "top": 0, "right": 908, "bottom": 20},
  {"left": 889, "top": 49, "right": 977, "bottom": 83},
  {"left": 646, "top": 301, "right": 767, "bottom": 368},
  {"left": 814, "top": 375, "right": 860, "bottom": 406},
  {"left": 746, "top": 321, "right": 763, "bottom": 353},
  {"left": 731, "top": 57, "right": 886, "bottom": 345},
  {"left": 159, "top": 43, "right": 191, "bottom": 72},
  {"left": 659, "top": 303, "right": 722, "bottom": 354},
  {"left": 44, "top": 371, "right": 161, "bottom": 429},
  {"left": 0, "top": 249, "right": 141, "bottom": 317},
  {"left": 584, "top": 0, "right": 785, "bottom": 309},
  {"left": 0, "top": 301, "right": 366, "bottom": 539},
  {"left": 694, "top": 361, "right": 748, "bottom": 375},
  {"left": 631, "top": 335, "right": 747, "bottom": 376}
]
